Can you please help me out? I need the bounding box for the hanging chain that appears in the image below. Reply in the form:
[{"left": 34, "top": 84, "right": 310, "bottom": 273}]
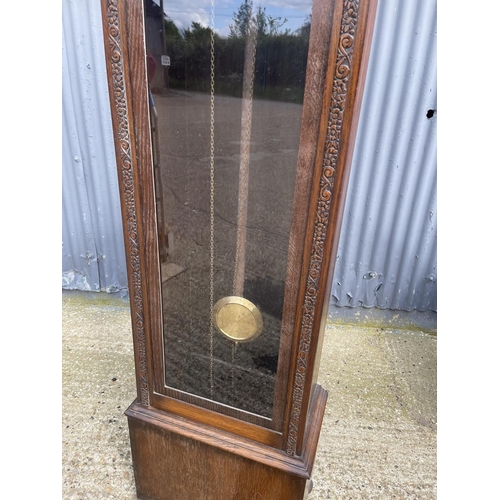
[{"left": 209, "top": 0, "right": 216, "bottom": 400}]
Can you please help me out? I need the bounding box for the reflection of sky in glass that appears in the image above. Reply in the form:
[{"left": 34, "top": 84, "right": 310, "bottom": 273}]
[{"left": 153, "top": 0, "right": 312, "bottom": 36}]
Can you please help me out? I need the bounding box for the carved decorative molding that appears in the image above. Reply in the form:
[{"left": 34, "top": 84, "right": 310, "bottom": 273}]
[
  {"left": 105, "top": 0, "right": 150, "bottom": 406},
  {"left": 286, "top": 0, "right": 360, "bottom": 456}
]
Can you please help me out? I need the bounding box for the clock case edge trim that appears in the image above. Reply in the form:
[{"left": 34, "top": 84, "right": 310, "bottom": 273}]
[
  {"left": 283, "top": 0, "right": 380, "bottom": 456},
  {"left": 125, "top": 384, "right": 328, "bottom": 478},
  {"left": 100, "top": 0, "right": 153, "bottom": 407}
]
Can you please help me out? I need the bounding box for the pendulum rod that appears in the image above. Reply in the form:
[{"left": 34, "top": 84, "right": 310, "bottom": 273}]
[
  {"left": 231, "top": 6, "right": 258, "bottom": 403},
  {"left": 233, "top": 15, "right": 258, "bottom": 297},
  {"left": 209, "top": 1, "right": 259, "bottom": 404}
]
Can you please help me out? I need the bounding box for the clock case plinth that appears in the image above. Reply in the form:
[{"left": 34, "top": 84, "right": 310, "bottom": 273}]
[
  {"left": 100, "top": 0, "right": 377, "bottom": 498},
  {"left": 125, "top": 386, "right": 326, "bottom": 500}
]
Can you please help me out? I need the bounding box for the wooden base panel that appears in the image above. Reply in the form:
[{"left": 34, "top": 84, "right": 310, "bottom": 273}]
[{"left": 126, "top": 386, "right": 327, "bottom": 500}]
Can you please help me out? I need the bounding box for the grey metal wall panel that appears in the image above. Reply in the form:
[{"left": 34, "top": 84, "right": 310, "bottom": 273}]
[
  {"left": 62, "top": 0, "right": 128, "bottom": 293},
  {"left": 331, "top": 0, "right": 437, "bottom": 312}
]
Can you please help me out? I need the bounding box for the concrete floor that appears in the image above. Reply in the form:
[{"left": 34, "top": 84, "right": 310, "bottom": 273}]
[{"left": 62, "top": 290, "right": 436, "bottom": 499}]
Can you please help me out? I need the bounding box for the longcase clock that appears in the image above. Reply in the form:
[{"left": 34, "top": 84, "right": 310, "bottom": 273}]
[{"left": 100, "top": 0, "right": 377, "bottom": 498}]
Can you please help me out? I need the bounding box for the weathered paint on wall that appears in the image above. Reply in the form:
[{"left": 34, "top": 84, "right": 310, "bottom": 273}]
[
  {"left": 62, "top": 0, "right": 127, "bottom": 293},
  {"left": 331, "top": 0, "right": 437, "bottom": 312}
]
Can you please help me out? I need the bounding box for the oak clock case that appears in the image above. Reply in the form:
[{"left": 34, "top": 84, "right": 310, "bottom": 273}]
[{"left": 101, "top": 0, "right": 377, "bottom": 498}]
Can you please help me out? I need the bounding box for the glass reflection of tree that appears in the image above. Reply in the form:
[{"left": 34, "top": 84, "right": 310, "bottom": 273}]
[{"left": 162, "top": 0, "right": 312, "bottom": 103}]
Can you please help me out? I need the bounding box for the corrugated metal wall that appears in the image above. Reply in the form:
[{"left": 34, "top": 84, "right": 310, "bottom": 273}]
[
  {"left": 62, "top": 0, "right": 437, "bottom": 311},
  {"left": 331, "top": 0, "right": 437, "bottom": 312},
  {"left": 62, "top": 0, "right": 128, "bottom": 293}
]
